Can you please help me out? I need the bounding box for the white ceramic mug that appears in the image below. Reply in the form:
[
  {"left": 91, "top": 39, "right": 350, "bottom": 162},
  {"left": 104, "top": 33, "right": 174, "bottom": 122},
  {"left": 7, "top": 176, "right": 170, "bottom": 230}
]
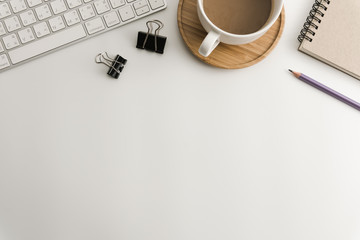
[{"left": 197, "top": 0, "right": 284, "bottom": 57}]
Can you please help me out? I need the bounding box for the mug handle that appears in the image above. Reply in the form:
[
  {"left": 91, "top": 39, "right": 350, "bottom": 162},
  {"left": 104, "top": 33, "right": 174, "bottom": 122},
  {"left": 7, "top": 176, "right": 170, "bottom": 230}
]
[{"left": 199, "top": 31, "right": 220, "bottom": 57}]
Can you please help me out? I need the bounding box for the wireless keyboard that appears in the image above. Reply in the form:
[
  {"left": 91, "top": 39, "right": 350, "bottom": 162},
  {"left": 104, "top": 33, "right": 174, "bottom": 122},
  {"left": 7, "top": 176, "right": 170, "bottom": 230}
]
[{"left": 0, "top": 0, "right": 167, "bottom": 73}]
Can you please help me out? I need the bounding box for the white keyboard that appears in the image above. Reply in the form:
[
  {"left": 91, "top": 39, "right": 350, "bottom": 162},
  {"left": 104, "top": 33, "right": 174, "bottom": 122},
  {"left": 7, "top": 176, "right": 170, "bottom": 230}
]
[{"left": 0, "top": 0, "right": 166, "bottom": 73}]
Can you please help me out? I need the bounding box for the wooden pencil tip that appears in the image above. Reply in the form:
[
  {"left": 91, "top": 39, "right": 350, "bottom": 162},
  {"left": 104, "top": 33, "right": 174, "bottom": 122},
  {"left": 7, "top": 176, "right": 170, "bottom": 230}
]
[{"left": 289, "top": 70, "right": 301, "bottom": 78}]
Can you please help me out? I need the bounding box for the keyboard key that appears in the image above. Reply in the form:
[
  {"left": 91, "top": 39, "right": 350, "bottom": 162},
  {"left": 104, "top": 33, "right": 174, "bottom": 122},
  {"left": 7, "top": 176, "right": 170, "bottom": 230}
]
[
  {"left": 50, "top": 0, "right": 67, "bottom": 15},
  {"left": 118, "top": 5, "right": 134, "bottom": 21},
  {"left": 109, "top": 0, "right": 125, "bottom": 9},
  {"left": 94, "top": 0, "right": 110, "bottom": 14},
  {"left": 9, "top": 0, "right": 27, "bottom": 13},
  {"left": 0, "top": 41, "right": 4, "bottom": 52},
  {"left": 135, "top": 5, "right": 149, "bottom": 15},
  {"left": 133, "top": 0, "right": 147, "bottom": 9},
  {"left": 3, "top": 33, "right": 20, "bottom": 50},
  {"left": 148, "top": 0, "right": 164, "bottom": 9},
  {"left": 8, "top": 25, "right": 86, "bottom": 64},
  {"left": 35, "top": 4, "right": 52, "bottom": 20},
  {"left": 18, "top": 27, "right": 35, "bottom": 43},
  {"left": 26, "top": 0, "right": 42, "bottom": 7},
  {"left": 85, "top": 17, "right": 104, "bottom": 34},
  {"left": 4, "top": 16, "right": 21, "bottom": 32},
  {"left": 49, "top": 16, "right": 66, "bottom": 32},
  {"left": 66, "top": 0, "right": 82, "bottom": 9},
  {"left": 0, "top": 54, "right": 10, "bottom": 69},
  {"left": 64, "top": 10, "right": 80, "bottom": 26},
  {"left": 79, "top": 4, "right": 95, "bottom": 20},
  {"left": 103, "top": 11, "right": 120, "bottom": 27},
  {"left": 0, "top": 2, "right": 11, "bottom": 19},
  {"left": 33, "top": 22, "right": 50, "bottom": 37},
  {"left": 20, "top": 10, "right": 37, "bottom": 26}
]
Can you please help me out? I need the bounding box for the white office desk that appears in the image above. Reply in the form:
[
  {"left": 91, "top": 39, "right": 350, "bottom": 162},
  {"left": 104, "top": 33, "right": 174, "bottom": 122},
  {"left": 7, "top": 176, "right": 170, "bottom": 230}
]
[{"left": 1, "top": 1, "right": 360, "bottom": 239}]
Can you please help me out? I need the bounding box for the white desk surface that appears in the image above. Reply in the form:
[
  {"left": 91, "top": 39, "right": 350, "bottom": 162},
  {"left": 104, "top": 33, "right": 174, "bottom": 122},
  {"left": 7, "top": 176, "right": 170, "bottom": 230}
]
[{"left": 1, "top": 1, "right": 360, "bottom": 240}]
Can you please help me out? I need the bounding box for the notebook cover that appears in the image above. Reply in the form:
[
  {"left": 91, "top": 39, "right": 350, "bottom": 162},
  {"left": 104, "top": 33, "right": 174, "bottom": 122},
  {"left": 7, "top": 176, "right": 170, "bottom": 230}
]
[{"left": 298, "top": 0, "right": 360, "bottom": 80}]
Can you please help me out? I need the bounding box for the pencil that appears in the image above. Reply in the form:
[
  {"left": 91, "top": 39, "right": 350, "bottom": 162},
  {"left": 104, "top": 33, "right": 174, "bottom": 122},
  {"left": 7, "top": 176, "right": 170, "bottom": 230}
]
[{"left": 289, "top": 69, "right": 360, "bottom": 111}]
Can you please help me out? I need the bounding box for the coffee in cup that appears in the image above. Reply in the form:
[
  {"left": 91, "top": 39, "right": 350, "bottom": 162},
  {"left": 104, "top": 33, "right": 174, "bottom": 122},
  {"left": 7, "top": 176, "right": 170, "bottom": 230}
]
[{"left": 204, "top": 0, "right": 272, "bottom": 35}]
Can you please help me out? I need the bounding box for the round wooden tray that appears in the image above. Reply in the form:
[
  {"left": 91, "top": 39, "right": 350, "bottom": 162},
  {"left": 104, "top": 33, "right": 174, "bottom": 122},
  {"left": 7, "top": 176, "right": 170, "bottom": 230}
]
[{"left": 177, "top": 0, "right": 285, "bottom": 69}]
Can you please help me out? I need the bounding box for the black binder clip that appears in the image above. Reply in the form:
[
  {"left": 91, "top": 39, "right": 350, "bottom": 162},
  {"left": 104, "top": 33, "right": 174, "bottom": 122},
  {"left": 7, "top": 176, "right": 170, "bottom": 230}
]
[
  {"left": 95, "top": 52, "right": 127, "bottom": 79},
  {"left": 136, "top": 20, "right": 167, "bottom": 54}
]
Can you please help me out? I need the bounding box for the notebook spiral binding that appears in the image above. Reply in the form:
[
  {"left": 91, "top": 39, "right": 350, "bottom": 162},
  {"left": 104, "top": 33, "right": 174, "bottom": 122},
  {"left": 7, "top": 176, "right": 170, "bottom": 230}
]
[{"left": 298, "top": 0, "right": 331, "bottom": 43}]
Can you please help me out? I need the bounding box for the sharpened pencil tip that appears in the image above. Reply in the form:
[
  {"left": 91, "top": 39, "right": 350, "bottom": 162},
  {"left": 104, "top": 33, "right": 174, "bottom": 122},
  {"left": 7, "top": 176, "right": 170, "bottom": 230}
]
[{"left": 289, "top": 70, "right": 301, "bottom": 78}]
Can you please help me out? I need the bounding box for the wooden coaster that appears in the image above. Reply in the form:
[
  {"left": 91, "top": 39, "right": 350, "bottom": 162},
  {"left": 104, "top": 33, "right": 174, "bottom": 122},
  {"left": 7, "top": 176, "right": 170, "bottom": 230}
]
[{"left": 177, "top": 0, "right": 285, "bottom": 69}]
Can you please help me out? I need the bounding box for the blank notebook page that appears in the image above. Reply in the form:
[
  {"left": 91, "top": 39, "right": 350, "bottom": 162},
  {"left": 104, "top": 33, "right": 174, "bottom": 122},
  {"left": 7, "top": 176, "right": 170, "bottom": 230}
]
[{"left": 299, "top": 0, "right": 360, "bottom": 80}]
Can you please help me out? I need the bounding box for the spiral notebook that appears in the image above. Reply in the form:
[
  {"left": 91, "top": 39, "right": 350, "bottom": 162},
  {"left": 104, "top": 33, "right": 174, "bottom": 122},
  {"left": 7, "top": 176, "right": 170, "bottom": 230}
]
[{"left": 298, "top": 0, "right": 360, "bottom": 80}]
